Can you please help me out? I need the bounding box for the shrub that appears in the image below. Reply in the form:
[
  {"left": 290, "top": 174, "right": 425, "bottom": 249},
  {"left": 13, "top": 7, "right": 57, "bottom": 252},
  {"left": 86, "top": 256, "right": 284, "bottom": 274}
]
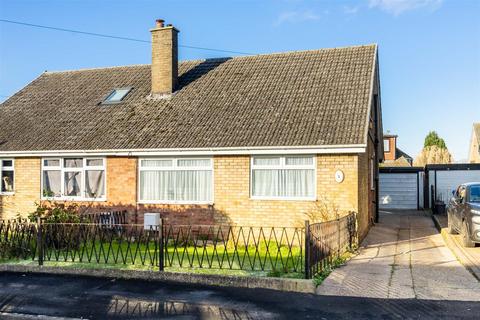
[{"left": 28, "top": 200, "right": 81, "bottom": 223}]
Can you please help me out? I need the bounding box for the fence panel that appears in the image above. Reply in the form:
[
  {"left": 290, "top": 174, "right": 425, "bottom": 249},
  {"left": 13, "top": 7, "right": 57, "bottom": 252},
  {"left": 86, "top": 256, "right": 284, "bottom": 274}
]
[
  {"left": 0, "top": 219, "right": 37, "bottom": 261},
  {"left": 40, "top": 223, "right": 160, "bottom": 268},
  {"left": 163, "top": 225, "right": 304, "bottom": 273},
  {"left": 0, "top": 219, "right": 304, "bottom": 274},
  {"left": 80, "top": 211, "right": 129, "bottom": 226},
  {"left": 305, "top": 213, "right": 356, "bottom": 279}
]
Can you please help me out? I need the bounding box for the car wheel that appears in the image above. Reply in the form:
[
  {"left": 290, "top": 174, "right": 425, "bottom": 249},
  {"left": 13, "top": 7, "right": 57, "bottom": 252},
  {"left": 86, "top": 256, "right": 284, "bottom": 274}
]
[
  {"left": 447, "top": 212, "right": 457, "bottom": 234},
  {"left": 462, "top": 221, "right": 475, "bottom": 248}
]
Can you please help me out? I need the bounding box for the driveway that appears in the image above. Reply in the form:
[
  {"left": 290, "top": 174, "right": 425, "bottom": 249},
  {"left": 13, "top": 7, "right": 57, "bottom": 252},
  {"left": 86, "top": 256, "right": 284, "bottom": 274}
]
[
  {"left": 318, "top": 210, "right": 480, "bottom": 300},
  {"left": 433, "top": 213, "right": 480, "bottom": 279}
]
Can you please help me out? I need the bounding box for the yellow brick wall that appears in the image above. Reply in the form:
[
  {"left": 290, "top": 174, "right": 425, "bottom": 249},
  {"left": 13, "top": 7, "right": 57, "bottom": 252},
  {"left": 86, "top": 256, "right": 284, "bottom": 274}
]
[
  {"left": 0, "top": 158, "right": 41, "bottom": 220},
  {"left": 212, "top": 155, "right": 360, "bottom": 228}
]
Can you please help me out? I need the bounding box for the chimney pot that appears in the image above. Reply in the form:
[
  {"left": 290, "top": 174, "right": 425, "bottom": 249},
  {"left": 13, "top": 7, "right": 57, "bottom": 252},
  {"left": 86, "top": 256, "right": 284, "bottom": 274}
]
[{"left": 155, "top": 19, "right": 165, "bottom": 28}]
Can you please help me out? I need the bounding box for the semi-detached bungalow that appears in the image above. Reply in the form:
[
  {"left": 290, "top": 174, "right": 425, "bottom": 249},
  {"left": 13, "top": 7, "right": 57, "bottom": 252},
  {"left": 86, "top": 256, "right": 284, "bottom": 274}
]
[{"left": 0, "top": 20, "right": 383, "bottom": 240}]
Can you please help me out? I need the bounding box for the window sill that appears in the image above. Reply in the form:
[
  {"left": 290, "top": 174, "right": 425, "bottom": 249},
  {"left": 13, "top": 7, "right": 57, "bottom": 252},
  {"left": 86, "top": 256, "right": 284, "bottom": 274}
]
[
  {"left": 41, "top": 197, "right": 107, "bottom": 202},
  {"left": 138, "top": 200, "right": 214, "bottom": 205},
  {"left": 250, "top": 196, "right": 316, "bottom": 201},
  {"left": 0, "top": 192, "right": 14, "bottom": 196}
]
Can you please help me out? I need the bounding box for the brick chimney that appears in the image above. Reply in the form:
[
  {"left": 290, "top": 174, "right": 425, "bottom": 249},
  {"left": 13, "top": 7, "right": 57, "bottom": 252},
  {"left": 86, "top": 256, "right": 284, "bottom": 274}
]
[{"left": 150, "top": 19, "right": 179, "bottom": 96}]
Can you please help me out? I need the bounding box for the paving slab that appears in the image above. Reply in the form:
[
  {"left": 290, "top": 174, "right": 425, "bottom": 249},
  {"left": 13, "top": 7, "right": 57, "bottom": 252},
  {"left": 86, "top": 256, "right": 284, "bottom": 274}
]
[
  {"left": 317, "top": 210, "right": 480, "bottom": 301},
  {"left": 432, "top": 213, "right": 480, "bottom": 280}
]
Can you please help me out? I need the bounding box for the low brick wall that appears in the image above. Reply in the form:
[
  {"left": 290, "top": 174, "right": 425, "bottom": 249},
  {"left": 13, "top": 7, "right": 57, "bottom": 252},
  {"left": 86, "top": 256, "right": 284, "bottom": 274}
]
[{"left": 0, "top": 264, "right": 316, "bottom": 294}]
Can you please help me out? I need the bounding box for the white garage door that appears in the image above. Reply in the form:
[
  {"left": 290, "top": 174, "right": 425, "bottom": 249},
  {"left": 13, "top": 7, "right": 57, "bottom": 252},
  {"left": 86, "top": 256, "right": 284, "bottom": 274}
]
[
  {"left": 380, "top": 173, "right": 418, "bottom": 209},
  {"left": 431, "top": 170, "right": 480, "bottom": 204}
]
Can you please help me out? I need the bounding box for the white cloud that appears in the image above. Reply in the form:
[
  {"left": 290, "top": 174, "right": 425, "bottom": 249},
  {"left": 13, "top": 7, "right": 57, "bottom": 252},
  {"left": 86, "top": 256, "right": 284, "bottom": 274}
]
[
  {"left": 369, "top": 0, "right": 443, "bottom": 16},
  {"left": 274, "top": 10, "right": 320, "bottom": 26}
]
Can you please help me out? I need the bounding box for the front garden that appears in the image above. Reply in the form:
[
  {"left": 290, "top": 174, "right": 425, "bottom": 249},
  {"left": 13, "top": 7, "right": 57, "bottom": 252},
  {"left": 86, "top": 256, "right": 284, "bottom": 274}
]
[{"left": 0, "top": 202, "right": 356, "bottom": 280}]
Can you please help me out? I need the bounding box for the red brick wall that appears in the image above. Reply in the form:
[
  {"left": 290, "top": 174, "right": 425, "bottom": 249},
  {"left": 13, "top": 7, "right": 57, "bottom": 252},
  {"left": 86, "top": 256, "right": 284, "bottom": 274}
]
[{"left": 383, "top": 137, "right": 396, "bottom": 161}]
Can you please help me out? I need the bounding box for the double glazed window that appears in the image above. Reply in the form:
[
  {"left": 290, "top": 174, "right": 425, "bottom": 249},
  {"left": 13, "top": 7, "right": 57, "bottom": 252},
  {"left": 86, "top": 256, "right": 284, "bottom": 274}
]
[
  {"left": 139, "top": 158, "right": 213, "bottom": 203},
  {"left": 42, "top": 158, "right": 106, "bottom": 200},
  {"left": 0, "top": 159, "right": 14, "bottom": 194},
  {"left": 251, "top": 155, "right": 316, "bottom": 199}
]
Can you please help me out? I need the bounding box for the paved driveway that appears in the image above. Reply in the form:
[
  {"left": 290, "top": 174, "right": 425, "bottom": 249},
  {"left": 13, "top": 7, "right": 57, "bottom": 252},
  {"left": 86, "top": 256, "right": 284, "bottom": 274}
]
[{"left": 318, "top": 210, "right": 480, "bottom": 300}]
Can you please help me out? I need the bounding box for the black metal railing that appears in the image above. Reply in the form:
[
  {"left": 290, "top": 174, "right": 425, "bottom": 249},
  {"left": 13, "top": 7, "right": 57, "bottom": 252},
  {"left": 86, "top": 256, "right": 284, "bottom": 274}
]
[
  {"left": 1, "top": 213, "right": 356, "bottom": 278},
  {"left": 41, "top": 223, "right": 162, "bottom": 268},
  {"left": 163, "top": 225, "right": 304, "bottom": 273},
  {"left": 0, "top": 219, "right": 303, "bottom": 274},
  {"left": 80, "top": 210, "right": 129, "bottom": 226},
  {"left": 304, "top": 212, "right": 357, "bottom": 279},
  {"left": 0, "top": 219, "right": 37, "bottom": 261}
]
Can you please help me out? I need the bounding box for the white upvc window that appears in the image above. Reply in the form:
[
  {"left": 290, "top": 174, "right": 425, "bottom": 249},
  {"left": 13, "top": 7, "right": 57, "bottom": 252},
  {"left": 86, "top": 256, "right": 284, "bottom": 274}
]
[
  {"left": 41, "top": 158, "right": 106, "bottom": 201},
  {"left": 250, "top": 155, "right": 316, "bottom": 200},
  {"left": 138, "top": 157, "right": 213, "bottom": 204},
  {"left": 0, "top": 159, "right": 14, "bottom": 195}
]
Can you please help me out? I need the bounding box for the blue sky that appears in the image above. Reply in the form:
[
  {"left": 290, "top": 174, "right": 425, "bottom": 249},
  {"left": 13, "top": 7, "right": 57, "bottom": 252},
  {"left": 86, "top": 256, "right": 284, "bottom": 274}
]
[{"left": 0, "top": 0, "right": 479, "bottom": 160}]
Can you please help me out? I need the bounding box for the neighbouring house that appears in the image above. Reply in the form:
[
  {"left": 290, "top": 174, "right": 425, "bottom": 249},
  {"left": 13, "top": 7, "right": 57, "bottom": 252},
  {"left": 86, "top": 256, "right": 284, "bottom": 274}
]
[
  {"left": 0, "top": 20, "right": 383, "bottom": 240},
  {"left": 382, "top": 133, "right": 412, "bottom": 167},
  {"left": 468, "top": 123, "right": 480, "bottom": 163}
]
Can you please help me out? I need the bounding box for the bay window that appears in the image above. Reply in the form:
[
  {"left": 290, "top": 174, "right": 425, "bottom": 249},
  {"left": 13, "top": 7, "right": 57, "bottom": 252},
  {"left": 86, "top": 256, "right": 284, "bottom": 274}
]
[
  {"left": 42, "top": 158, "right": 106, "bottom": 200},
  {"left": 139, "top": 158, "right": 213, "bottom": 204},
  {"left": 251, "top": 155, "right": 316, "bottom": 199},
  {"left": 0, "top": 159, "right": 14, "bottom": 194}
]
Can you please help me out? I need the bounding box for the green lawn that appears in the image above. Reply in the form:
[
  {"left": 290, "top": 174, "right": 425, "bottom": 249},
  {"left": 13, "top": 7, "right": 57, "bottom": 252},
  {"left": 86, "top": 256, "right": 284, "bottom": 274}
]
[{"left": 1, "top": 239, "right": 304, "bottom": 278}]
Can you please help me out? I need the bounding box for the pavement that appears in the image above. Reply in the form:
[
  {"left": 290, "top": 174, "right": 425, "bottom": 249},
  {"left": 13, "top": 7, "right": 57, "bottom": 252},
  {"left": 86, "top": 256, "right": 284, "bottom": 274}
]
[
  {"left": 432, "top": 213, "right": 480, "bottom": 280},
  {"left": 2, "top": 272, "right": 480, "bottom": 319},
  {"left": 318, "top": 210, "right": 480, "bottom": 300}
]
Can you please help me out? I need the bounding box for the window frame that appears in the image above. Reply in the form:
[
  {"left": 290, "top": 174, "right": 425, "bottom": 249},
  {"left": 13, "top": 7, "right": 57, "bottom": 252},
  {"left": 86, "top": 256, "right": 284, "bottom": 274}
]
[
  {"left": 101, "top": 87, "right": 133, "bottom": 105},
  {"left": 383, "top": 139, "right": 390, "bottom": 153},
  {"left": 41, "top": 157, "right": 107, "bottom": 201},
  {"left": 250, "top": 155, "right": 317, "bottom": 201},
  {"left": 0, "top": 158, "right": 15, "bottom": 195},
  {"left": 138, "top": 157, "right": 214, "bottom": 205}
]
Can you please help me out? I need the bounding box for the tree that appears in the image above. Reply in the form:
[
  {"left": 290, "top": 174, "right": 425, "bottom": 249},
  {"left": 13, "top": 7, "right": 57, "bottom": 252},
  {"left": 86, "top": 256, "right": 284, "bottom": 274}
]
[
  {"left": 413, "top": 145, "right": 452, "bottom": 166},
  {"left": 424, "top": 131, "right": 447, "bottom": 150}
]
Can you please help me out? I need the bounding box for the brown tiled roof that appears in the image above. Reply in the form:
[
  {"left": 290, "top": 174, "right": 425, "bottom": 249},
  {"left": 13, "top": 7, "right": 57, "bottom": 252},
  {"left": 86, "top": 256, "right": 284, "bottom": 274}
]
[
  {"left": 0, "top": 44, "right": 377, "bottom": 152},
  {"left": 380, "top": 156, "right": 412, "bottom": 167}
]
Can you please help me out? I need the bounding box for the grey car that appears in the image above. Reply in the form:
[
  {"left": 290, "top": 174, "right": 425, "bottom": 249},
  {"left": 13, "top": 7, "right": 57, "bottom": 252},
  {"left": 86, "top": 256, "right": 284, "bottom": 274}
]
[{"left": 447, "top": 182, "right": 480, "bottom": 247}]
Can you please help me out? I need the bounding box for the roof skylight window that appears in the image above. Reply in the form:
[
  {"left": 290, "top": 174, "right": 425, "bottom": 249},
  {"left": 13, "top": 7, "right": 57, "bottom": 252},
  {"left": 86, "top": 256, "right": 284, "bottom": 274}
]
[{"left": 102, "top": 87, "right": 132, "bottom": 104}]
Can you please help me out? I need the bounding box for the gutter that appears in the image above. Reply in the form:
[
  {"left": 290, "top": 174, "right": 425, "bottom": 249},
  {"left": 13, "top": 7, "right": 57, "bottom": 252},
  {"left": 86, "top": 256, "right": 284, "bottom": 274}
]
[{"left": 0, "top": 144, "right": 367, "bottom": 157}]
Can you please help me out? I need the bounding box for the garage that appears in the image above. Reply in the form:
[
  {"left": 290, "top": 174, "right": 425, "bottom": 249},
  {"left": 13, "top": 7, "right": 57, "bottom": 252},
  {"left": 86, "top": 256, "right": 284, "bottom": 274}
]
[
  {"left": 426, "top": 163, "right": 480, "bottom": 207},
  {"left": 379, "top": 167, "right": 424, "bottom": 209}
]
